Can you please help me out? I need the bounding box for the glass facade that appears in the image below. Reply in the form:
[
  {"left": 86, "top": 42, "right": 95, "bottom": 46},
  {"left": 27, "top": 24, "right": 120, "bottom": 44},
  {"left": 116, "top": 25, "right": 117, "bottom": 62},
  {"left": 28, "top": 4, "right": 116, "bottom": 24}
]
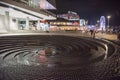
[
  {"left": 13, "top": 0, "right": 56, "bottom": 10},
  {"left": 28, "top": 0, "right": 39, "bottom": 9},
  {"left": 13, "top": 0, "right": 39, "bottom": 9},
  {"left": 11, "top": 0, "right": 56, "bottom": 18}
]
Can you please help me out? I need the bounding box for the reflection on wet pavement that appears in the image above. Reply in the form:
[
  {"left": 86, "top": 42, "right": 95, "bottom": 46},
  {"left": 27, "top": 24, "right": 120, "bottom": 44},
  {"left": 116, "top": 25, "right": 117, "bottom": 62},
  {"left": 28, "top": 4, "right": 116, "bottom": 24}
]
[{"left": 0, "top": 35, "right": 119, "bottom": 80}]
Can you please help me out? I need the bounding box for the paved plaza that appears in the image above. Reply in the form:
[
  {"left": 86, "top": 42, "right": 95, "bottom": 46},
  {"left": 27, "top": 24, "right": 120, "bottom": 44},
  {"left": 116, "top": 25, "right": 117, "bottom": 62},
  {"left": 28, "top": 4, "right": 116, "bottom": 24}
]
[
  {"left": 0, "top": 32, "right": 120, "bottom": 80},
  {"left": 0, "top": 31, "right": 118, "bottom": 40}
]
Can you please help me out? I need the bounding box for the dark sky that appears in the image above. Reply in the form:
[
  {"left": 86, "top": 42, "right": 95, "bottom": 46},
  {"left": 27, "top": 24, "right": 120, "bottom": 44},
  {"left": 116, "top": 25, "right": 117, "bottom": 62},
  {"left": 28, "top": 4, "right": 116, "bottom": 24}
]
[{"left": 51, "top": 0, "right": 120, "bottom": 26}]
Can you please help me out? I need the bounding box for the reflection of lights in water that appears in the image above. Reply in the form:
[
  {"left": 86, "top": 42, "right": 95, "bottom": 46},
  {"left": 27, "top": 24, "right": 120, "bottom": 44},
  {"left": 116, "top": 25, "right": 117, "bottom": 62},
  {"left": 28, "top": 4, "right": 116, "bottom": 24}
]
[
  {"left": 34, "top": 46, "right": 57, "bottom": 66},
  {"left": 39, "top": 55, "right": 47, "bottom": 63},
  {"left": 24, "top": 59, "right": 30, "bottom": 65},
  {"left": 38, "top": 50, "right": 47, "bottom": 64},
  {"left": 38, "top": 50, "right": 46, "bottom": 56},
  {"left": 104, "top": 44, "right": 108, "bottom": 59},
  {"left": 52, "top": 49, "right": 56, "bottom": 55},
  {"left": 47, "top": 64, "right": 56, "bottom": 67}
]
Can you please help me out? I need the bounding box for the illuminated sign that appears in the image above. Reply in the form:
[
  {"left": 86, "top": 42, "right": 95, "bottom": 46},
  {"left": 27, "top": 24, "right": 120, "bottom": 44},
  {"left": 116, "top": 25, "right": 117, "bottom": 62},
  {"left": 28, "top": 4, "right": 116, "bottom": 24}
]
[{"left": 57, "top": 11, "right": 80, "bottom": 21}]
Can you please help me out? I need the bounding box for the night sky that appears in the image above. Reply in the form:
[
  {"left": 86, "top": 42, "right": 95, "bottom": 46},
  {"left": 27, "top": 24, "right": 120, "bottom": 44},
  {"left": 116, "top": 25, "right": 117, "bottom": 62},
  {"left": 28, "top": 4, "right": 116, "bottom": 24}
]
[{"left": 51, "top": 0, "right": 120, "bottom": 26}]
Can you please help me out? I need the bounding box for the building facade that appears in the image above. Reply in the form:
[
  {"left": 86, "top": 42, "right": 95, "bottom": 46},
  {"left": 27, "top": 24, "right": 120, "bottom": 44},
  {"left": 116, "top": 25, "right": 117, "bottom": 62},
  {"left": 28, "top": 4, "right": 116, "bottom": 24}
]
[{"left": 0, "top": 0, "right": 56, "bottom": 33}]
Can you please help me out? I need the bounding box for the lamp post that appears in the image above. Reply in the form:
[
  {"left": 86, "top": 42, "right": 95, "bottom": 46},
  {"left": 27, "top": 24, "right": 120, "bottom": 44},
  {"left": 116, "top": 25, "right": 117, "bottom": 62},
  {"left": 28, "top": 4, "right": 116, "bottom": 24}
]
[{"left": 107, "top": 16, "right": 111, "bottom": 28}]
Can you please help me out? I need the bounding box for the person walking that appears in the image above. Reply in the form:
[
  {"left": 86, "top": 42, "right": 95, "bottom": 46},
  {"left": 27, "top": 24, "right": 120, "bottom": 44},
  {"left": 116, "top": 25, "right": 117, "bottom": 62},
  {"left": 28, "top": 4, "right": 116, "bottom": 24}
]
[
  {"left": 93, "top": 29, "right": 96, "bottom": 38},
  {"left": 90, "top": 29, "right": 94, "bottom": 37}
]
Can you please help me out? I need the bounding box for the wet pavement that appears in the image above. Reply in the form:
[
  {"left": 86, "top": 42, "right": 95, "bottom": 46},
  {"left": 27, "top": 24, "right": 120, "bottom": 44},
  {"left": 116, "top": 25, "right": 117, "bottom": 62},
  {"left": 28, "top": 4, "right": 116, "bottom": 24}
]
[{"left": 0, "top": 34, "right": 120, "bottom": 80}]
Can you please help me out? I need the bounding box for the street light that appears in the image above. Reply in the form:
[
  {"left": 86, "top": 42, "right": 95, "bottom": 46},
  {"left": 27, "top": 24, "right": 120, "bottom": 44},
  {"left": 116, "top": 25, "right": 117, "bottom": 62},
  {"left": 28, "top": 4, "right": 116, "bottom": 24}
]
[
  {"left": 97, "top": 20, "right": 100, "bottom": 23},
  {"left": 107, "top": 16, "right": 111, "bottom": 28}
]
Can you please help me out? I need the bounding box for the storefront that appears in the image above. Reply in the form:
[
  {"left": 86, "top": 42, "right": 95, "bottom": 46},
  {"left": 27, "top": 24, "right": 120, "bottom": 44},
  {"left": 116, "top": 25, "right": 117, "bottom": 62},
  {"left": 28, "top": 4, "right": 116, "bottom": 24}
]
[{"left": 47, "top": 18, "right": 79, "bottom": 31}]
